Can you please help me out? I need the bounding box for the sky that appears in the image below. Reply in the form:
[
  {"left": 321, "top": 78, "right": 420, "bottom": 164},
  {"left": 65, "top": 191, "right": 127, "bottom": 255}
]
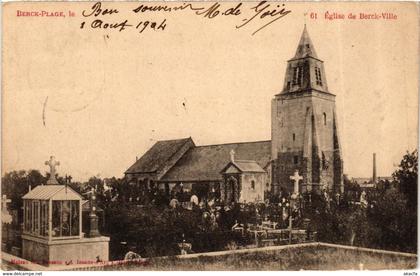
[{"left": 3, "top": 1, "right": 419, "bottom": 182}]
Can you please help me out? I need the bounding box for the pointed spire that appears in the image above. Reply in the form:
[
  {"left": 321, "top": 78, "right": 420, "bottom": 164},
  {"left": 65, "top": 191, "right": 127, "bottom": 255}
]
[{"left": 293, "top": 25, "right": 318, "bottom": 59}]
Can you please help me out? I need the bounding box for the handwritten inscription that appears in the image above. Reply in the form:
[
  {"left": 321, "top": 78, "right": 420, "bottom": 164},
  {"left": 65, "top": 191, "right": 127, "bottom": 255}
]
[
  {"left": 80, "top": 1, "right": 292, "bottom": 35},
  {"left": 82, "top": 2, "right": 119, "bottom": 17}
]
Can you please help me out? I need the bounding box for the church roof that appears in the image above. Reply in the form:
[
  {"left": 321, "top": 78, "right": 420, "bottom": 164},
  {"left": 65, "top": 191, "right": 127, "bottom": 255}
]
[
  {"left": 292, "top": 25, "right": 318, "bottom": 60},
  {"left": 160, "top": 140, "right": 271, "bottom": 182},
  {"left": 125, "top": 138, "right": 193, "bottom": 174}
]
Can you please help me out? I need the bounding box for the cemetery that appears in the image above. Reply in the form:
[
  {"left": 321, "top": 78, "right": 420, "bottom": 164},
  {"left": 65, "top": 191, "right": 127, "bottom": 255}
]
[{"left": 1, "top": 151, "right": 418, "bottom": 270}]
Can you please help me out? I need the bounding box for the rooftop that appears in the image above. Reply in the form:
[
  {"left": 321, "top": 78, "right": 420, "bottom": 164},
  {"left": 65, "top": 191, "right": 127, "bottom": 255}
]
[
  {"left": 161, "top": 140, "right": 271, "bottom": 182},
  {"left": 22, "top": 185, "right": 82, "bottom": 200},
  {"left": 125, "top": 138, "right": 194, "bottom": 174}
]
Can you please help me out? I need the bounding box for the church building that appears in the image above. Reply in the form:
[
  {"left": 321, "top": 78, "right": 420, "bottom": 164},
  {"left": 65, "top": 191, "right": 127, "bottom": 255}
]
[{"left": 124, "top": 26, "right": 344, "bottom": 204}]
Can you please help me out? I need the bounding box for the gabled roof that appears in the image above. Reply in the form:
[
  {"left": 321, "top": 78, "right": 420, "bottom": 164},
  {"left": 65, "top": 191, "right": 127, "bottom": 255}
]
[
  {"left": 221, "top": 160, "right": 266, "bottom": 174},
  {"left": 22, "top": 185, "right": 82, "bottom": 200},
  {"left": 293, "top": 25, "right": 318, "bottom": 60},
  {"left": 125, "top": 138, "right": 193, "bottom": 174},
  {"left": 161, "top": 140, "right": 271, "bottom": 182}
]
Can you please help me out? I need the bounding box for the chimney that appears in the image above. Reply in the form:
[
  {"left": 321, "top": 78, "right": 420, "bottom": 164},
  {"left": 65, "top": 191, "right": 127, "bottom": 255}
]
[{"left": 373, "top": 153, "right": 377, "bottom": 183}]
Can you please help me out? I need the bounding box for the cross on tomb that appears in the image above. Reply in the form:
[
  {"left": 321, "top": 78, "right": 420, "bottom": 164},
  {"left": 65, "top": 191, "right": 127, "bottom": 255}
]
[
  {"left": 45, "top": 156, "right": 60, "bottom": 184},
  {"left": 2, "top": 195, "right": 12, "bottom": 224},
  {"left": 290, "top": 170, "right": 303, "bottom": 194}
]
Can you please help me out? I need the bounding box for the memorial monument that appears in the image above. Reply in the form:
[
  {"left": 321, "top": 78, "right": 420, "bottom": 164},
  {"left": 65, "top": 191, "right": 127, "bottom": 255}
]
[{"left": 21, "top": 156, "right": 110, "bottom": 266}]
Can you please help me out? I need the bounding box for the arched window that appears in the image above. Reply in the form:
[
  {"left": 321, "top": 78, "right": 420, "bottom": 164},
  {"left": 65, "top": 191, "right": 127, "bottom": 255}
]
[
  {"left": 323, "top": 113, "right": 327, "bottom": 126},
  {"left": 293, "top": 133, "right": 296, "bottom": 141},
  {"left": 251, "top": 180, "right": 255, "bottom": 190},
  {"left": 315, "top": 67, "right": 323, "bottom": 86},
  {"left": 293, "top": 66, "right": 304, "bottom": 86}
]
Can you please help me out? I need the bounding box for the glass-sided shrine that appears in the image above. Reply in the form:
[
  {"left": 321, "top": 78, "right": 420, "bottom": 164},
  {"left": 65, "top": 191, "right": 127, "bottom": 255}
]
[
  {"left": 22, "top": 185, "right": 82, "bottom": 240},
  {"left": 20, "top": 156, "right": 109, "bottom": 266}
]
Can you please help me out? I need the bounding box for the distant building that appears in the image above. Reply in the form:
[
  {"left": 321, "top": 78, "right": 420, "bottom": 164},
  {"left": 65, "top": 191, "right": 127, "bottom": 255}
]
[
  {"left": 125, "top": 138, "right": 271, "bottom": 203},
  {"left": 125, "top": 26, "right": 344, "bottom": 203},
  {"left": 351, "top": 153, "right": 393, "bottom": 189}
]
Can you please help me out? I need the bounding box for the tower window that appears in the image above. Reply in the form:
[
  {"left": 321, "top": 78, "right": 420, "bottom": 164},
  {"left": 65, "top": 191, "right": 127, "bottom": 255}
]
[
  {"left": 293, "top": 67, "right": 299, "bottom": 85},
  {"left": 251, "top": 180, "right": 255, "bottom": 190},
  {"left": 315, "top": 67, "right": 323, "bottom": 86},
  {"left": 323, "top": 113, "right": 327, "bottom": 125},
  {"left": 292, "top": 133, "right": 296, "bottom": 141},
  {"left": 293, "top": 156, "right": 298, "bottom": 164},
  {"left": 293, "top": 66, "right": 304, "bottom": 86}
]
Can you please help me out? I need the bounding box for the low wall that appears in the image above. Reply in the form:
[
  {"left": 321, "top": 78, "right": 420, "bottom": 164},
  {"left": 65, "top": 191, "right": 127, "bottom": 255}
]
[{"left": 2, "top": 242, "right": 417, "bottom": 271}]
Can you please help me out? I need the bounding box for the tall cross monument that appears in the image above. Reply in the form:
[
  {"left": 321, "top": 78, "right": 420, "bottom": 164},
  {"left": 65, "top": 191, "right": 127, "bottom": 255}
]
[{"left": 290, "top": 170, "right": 303, "bottom": 194}]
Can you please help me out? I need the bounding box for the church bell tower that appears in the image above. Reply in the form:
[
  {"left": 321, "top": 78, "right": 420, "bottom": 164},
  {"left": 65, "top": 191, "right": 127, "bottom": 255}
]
[{"left": 271, "top": 26, "right": 344, "bottom": 194}]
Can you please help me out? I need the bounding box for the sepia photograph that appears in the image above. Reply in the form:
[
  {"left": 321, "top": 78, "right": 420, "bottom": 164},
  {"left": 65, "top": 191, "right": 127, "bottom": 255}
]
[{"left": 1, "top": 1, "right": 419, "bottom": 272}]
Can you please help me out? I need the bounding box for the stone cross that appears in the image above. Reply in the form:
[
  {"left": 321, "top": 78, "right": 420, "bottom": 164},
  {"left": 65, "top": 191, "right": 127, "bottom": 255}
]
[
  {"left": 2, "top": 195, "right": 11, "bottom": 210},
  {"left": 290, "top": 170, "right": 303, "bottom": 194},
  {"left": 2, "top": 195, "right": 12, "bottom": 224},
  {"left": 230, "top": 149, "right": 235, "bottom": 162},
  {"left": 45, "top": 156, "right": 60, "bottom": 184}
]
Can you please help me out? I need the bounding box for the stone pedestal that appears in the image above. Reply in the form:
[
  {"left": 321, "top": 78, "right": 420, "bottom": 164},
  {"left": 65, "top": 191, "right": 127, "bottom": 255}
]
[
  {"left": 88, "top": 214, "right": 100, "bottom": 238},
  {"left": 22, "top": 234, "right": 110, "bottom": 266}
]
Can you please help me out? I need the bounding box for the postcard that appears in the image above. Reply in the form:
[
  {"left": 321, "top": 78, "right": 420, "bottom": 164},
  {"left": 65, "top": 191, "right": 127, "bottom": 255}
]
[{"left": 1, "top": 1, "right": 418, "bottom": 271}]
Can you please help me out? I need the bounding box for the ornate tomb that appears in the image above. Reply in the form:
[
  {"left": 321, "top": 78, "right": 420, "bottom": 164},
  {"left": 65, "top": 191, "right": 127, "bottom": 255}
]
[{"left": 21, "top": 156, "right": 109, "bottom": 266}]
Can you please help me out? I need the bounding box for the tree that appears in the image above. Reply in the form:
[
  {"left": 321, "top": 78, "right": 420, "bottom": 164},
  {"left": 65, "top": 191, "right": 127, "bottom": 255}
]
[
  {"left": 366, "top": 188, "right": 416, "bottom": 252},
  {"left": 2, "top": 170, "right": 46, "bottom": 210},
  {"left": 393, "top": 150, "right": 418, "bottom": 210}
]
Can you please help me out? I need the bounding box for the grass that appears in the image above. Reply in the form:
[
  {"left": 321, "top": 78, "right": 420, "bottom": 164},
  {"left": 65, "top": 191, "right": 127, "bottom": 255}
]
[{"left": 104, "top": 243, "right": 417, "bottom": 271}]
